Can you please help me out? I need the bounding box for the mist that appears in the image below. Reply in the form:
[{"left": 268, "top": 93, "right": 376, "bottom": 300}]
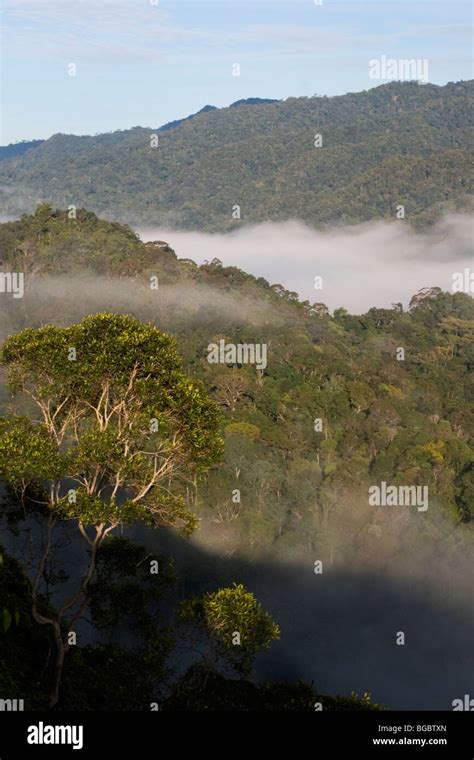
[
  {"left": 134, "top": 521, "right": 474, "bottom": 711},
  {"left": 0, "top": 278, "right": 282, "bottom": 349},
  {"left": 0, "top": 215, "right": 473, "bottom": 711},
  {"left": 151, "top": 478, "right": 474, "bottom": 710},
  {"left": 138, "top": 214, "right": 474, "bottom": 312}
]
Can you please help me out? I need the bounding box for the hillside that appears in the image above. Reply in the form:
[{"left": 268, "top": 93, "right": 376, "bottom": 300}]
[
  {"left": 0, "top": 206, "right": 473, "bottom": 713},
  {"left": 0, "top": 81, "right": 472, "bottom": 230},
  {"left": 1, "top": 206, "right": 473, "bottom": 563},
  {"left": 0, "top": 139, "right": 44, "bottom": 162}
]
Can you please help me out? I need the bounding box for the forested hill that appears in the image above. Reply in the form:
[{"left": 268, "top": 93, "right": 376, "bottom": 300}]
[
  {"left": 1, "top": 206, "right": 473, "bottom": 560},
  {"left": 0, "top": 81, "right": 472, "bottom": 230},
  {"left": 0, "top": 139, "right": 45, "bottom": 162}
]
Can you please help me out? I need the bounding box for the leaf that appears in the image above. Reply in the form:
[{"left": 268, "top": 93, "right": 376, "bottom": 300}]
[
  {"left": 3, "top": 608, "right": 12, "bottom": 633},
  {"left": 14, "top": 610, "right": 20, "bottom": 627}
]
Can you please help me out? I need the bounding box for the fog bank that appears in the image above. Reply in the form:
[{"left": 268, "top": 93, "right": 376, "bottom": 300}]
[{"left": 138, "top": 214, "right": 474, "bottom": 312}]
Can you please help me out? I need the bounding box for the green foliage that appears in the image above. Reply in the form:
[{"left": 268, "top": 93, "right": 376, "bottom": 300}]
[
  {"left": 2, "top": 608, "right": 12, "bottom": 633},
  {"left": 63, "top": 644, "right": 167, "bottom": 711},
  {"left": 0, "top": 203, "right": 472, "bottom": 710},
  {"left": 0, "top": 547, "right": 52, "bottom": 706},
  {"left": 164, "top": 666, "right": 384, "bottom": 711},
  {"left": 0, "top": 545, "right": 383, "bottom": 710},
  {"left": 0, "top": 542, "right": 174, "bottom": 710},
  {"left": 0, "top": 416, "right": 63, "bottom": 488},
  {"left": 0, "top": 81, "right": 472, "bottom": 229},
  {"left": 225, "top": 421, "right": 261, "bottom": 440},
  {"left": 0, "top": 313, "right": 223, "bottom": 532},
  {"left": 0, "top": 212, "right": 472, "bottom": 557},
  {"left": 180, "top": 583, "right": 280, "bottom": 677},
  {"left": 0, "top": 205, "right": 150, "bottom": 275},
  {"left": 88, "top": 536, "right": 174, "bottom": 637}
]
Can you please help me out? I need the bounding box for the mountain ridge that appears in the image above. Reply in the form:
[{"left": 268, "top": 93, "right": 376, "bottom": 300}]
[
  {"left": 0, "top": 80, "right": 472, "bottom": 230},
  {"left": 0, "top": 97, "right": 280, "bottom": 154}
]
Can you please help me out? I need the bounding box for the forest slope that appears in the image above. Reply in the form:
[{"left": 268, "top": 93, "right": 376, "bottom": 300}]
[
  {"left": 0, "top": 81, "right": 472, "bottom": 230},
  {"left": 1, "top": 206, "right": 473, "bottom": 561}
]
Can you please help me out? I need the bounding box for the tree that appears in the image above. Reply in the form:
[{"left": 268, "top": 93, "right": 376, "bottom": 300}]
[
  {"left": 456, "top": 465, "right": 474, "bottom": 522},
  {"left": 0, "top": 313, "right": 223, "bottom": 706},
  {"left": 409, "top": 287, "right": 442, "bottom": 310},
  {"left": 348, "top": 380, "right": 376, "bottom": 414},
  {"left": 164, "top": 670, "right": 384, "bottom": 711},
  {"left": 211, "top": 369, "right": 253, "bottom": 414},
  {"left": 179, "top": 583, "right": 280, "bottom": 678},
  {"left": 309, "top": 303, "right": 329, "bottom": 318},
  {"left": 0, "top": 546, "right": 52, "bottom": 708}
]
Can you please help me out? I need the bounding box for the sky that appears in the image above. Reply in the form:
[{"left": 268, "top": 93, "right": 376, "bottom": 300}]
[{"left": 1, "top": 0, "right": 472, "bottom": 143}]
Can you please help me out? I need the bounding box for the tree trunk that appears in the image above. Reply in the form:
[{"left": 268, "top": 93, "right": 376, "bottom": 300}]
[{"left": 48, "top": 625, "right": 67, "bottom": 708}]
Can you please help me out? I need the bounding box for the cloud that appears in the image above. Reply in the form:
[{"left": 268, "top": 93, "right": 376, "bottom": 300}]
[
  {"left": 2, "top": 0, "right": 206, "bottom": 64},
  {"left": 5, "top": 1, "right": 470, "bottom": 67},
  {"left": 137, "top": 214, "right": 474, "bottom": 313}
]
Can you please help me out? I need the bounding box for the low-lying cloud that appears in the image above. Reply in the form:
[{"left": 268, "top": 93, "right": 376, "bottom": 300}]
[{"left": 138, "top": 214, "right": 474, "bottom": 313}]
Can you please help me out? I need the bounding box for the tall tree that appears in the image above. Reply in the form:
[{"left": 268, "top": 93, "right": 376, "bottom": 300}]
[{"left": 0, "top": 313, "right": 223, "bottom": 705}]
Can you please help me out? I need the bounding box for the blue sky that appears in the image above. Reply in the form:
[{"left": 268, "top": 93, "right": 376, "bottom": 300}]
[{"left": 1, "top": 0, "right": 472, "bottom": 143}]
